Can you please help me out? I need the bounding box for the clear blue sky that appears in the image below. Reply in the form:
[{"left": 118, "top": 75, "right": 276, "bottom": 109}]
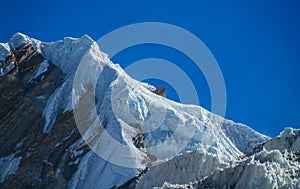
[{"left": 1, "top": 0, "right": 299, "bottom": 137}]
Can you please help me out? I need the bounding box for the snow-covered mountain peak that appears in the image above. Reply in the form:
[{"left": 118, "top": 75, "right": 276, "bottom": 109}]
[
  {"left": 1, "top": 33, "right": 297, "bottom": 189},
  {"left": 279, "top": 127, "right": 300, "bottom": 138},
  {"left": 1, "top": 32, "right": 95, "bottom": 74},
  {"left": 1, "top": 32, "right": 269, "bottom": 162},
  {"left": 8, "top": 32, "right": 31, "bottom": 50},
  {"left": 41, "top": 34, "right": 95, "bottom": 74},
  {"left": 24, "top": 34, "right": 268, "bottom": 187}
]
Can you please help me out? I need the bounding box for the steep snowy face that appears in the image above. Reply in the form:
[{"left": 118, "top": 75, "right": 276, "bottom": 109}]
[
  {"left": 70, "top": 39, "right": 268, "bottom": 161},
  {"left": 36, "top": 34, "right": 268, "bottom": 188},
  {"left": 42, "top": 35, "right": 94, "bottom": 74},
  {"left": 8, "top": 33, "right": 31, "bottom": 50},
  {"left": 0, "top": 43, "right": 10, "bottom": 62},
  {"left": 264, "top": 128, "right": 300, "bottom": 152},
  {"left": 133, "top": 150, "right": 225, "bottom": 189},
  {"left": 0, "top": 152, "right": 22, "bottom": 182},
  {"left": 221, "top": 120, "right": 269, "bottom": 154},
  {"left": 3, "top": 34, "right": 267, "bottom": 161},
  {"left": 40, "top": 35, "right": 95, "bottom": 133},
  {"left": 0, "top": 33, "right": 271, "bottom": 189},
  {"left": 44, "top": 36, "right": 268, "bottom": 188}
]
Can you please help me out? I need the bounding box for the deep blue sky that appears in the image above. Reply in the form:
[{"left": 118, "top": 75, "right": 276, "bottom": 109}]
[{"left": 1, "top": 0, "right": 299, "bottom": 137}]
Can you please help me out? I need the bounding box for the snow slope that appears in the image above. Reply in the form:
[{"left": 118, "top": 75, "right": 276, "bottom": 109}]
[
  {"left": 37, "top": 34, "right": 268, "bottom": 188},
  {"left": 1, "top": 33, "right": 272, "bottom": 188}
]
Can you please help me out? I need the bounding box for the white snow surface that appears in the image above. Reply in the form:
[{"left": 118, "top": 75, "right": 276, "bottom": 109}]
[
  {"left": 41, "top": 35, "right": 268, "bottom": 188},
  {"left": 4, "top": 33, "right": 271, "bottom": 189},
  {"left": 134, "top": 149, "right": 224, "bottom": 189},
  {"left": 234, "top": 149, "right": 300, "bottom": 188},
  {"left": 0, "top": 62, "right": 15, "bottom": 77},
  {"left": 0, "top": 43, "right": 10, "bottom": 62},
  {"left": 8, "top": 32, "right": 31, "bottom": 50},
  {"left": 264, "top": 127, "right": 300, "bottom": 152},
  {"left": 28, "top": 60, "right": 49, "bottom": 83},
  {"left": 68, "top": 151, "right": 140, "bottom": 189},
  {"left": 0, "top": 153, "right": 22, "bottom": 182},
  {"left": 41, "top": 35, "right": 94, "bottom": 74},
  {"left": 156, "top": 144, "right": 300, "bottom": 189}
]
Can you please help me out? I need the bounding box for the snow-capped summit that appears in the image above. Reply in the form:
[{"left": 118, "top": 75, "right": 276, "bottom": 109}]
[
  {"left": 0, "top": 33, "right": 298, "bottom": 189},
  {"left": 42, "top": 34, "right": 94, "bottom": 74},
  {"left": 8, "top": 32, "right": 31, "bottom": 50}
]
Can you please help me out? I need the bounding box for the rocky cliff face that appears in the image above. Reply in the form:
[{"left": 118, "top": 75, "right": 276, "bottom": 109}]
[
  {"left": 0, "top": 33, "right": 299, "bottom": 189},
  {"left": 0, "top": 34, "right": 85, "bottom": 188}
]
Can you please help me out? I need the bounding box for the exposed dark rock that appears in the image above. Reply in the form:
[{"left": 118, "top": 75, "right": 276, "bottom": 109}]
[
  {"left": 0, "top": 45, "right": 87, "bottom": 189},
  {"left": 132, "top": 133, "right": 145, "bottom": 149},
  {"left": 154, "top": 87, "right": 166, "bottom": 97}
]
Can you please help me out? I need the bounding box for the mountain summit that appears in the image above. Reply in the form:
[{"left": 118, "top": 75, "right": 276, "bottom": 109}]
[{"left": 0, "top": 33, "right": 299, "bottom": 189}]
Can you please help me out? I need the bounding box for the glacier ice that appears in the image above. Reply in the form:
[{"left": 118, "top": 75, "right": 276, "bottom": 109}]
[{"left": 264, "top": 127, "right": 300, "bottom": 152}]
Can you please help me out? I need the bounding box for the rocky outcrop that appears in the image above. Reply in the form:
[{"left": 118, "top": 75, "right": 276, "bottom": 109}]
[
  {"left": 0, "top": 35, "right": 87, "bottom": 189},
  {"left": 154, "top": 87, "right": 166, "bottom": 97}
]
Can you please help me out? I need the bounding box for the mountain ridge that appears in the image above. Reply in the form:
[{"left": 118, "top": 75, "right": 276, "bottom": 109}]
[{"left": 0, "top": 33, "right": 298, "bottom": 189}]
